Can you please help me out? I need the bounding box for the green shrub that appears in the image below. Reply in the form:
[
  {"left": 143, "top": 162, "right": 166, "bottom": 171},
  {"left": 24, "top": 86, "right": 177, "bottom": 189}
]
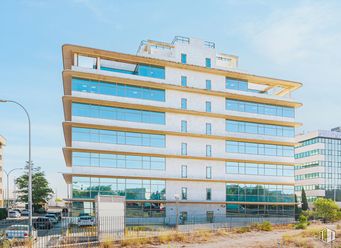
[
  {"left": 295, "top": 214, "right": 309, "bottom": 229},
  {"left": 313, "top": 198, "right": 340, "bottom": 223},
  {"left": 259, "top": 221, "right": 272, "bottom": 231},
  {"left": 295, "top": 222, "right": 307, "bottom": 229}
]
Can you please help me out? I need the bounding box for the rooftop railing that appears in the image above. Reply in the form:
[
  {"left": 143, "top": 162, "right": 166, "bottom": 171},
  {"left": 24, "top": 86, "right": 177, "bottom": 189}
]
[
  {"left": 204, "top": 40, "right": 215, "bottom": 49},
  {"left": 172, "top": 36, "right": 190, "bottom": 44}
]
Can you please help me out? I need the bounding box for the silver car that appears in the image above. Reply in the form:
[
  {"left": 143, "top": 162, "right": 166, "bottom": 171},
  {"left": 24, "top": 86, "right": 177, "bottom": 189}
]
[{"left": 8, "top": 211, "right": 20, "bottom": 218}]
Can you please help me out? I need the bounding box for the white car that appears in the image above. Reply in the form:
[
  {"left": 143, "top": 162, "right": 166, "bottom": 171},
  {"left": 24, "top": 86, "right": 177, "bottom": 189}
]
[
  {"left": 8, "top": 211, "right": 21, "bottom": 218},
  {"left": 78, "top": 216, "right": 95, "bottom": 227},
  {"left": 21, "top": 209, "right": 30, "bottom": 217},
  {"left": 5, "top": 225, "right": 37, "bottom": 241},
  {"left": 45, "top": 214, "right": 58, "bottom": 224}
]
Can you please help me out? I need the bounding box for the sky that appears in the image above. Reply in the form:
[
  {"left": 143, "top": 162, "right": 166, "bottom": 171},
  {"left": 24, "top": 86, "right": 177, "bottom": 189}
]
[{"left": 1, "top": 0, "right": 341, "bottom": 198}]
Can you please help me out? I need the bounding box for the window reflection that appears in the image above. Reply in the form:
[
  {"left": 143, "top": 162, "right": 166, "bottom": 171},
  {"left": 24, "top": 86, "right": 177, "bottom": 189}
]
[
  {"left": 226, "top": 120, "right": 294, "bottom": 138},
  {"left": 73, "top": 177, "right": 166, "bottom": 201},
  {"left": 72, "top": 78, "right": 165, "bottom": 102},
  {"left": 72, "top": 102, "right": 165, "bottom": 125},
  {"left": 226, "top": 99, "right": 295, "bottom": 118},
  {"left": 226, "top": 141, "right": 294, "bottom": 157},
  {"left": 72, "top": 152, "right": 165, "bottom": 170},
  {"left": 226, "top": 183, "right": 294, "bottom": 203},
  {"left": 72, "top": 127, "right": 166, "bottom": 148}
]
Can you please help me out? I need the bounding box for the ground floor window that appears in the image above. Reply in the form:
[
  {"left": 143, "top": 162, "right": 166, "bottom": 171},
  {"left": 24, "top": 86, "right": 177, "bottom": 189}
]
[
  {"left": 226, "top": 204, "right": 294, "bottom": 217},
  {"left": 72, "top": 176, "right": 166, "bottom": 200},
  {"left": 70, "top": 201, "right": 96, "bottom": 217},
  {"left": 69, "top": 201, "right": 166, "bottom": 218},
  {"left": 126, "top": 202, "right": 165, "bottom": 217},
  {"left": 226, "top": 183, "right": 294, "bottom": 203}
]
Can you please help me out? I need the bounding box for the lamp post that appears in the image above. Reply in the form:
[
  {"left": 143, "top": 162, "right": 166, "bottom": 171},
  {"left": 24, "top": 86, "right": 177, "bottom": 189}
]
[
  {"left": 0, "top": 99, "right": 33, "bottom": 235},
  {"left": 4, "top": 168, "right": 23, "bottom": 208}
]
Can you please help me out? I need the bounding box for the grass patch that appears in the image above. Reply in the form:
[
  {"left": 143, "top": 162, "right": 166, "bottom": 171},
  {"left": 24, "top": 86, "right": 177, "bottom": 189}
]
[
  {"left": 120, "top": 229, "right": 217, "bottom": 247},
  {"left": 281, "top": 225, "right": 323, "bottom": 248},
  {"left": 282, "top": 234, "right": 314, "bottom": 248},
  {"left": 234, "top": 226, "right": 251, "bottom": 233}
]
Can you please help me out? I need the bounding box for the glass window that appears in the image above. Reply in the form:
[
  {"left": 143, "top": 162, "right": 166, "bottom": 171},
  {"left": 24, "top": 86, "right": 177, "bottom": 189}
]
[
  {"left": 181, "top": 143, "right": 187, "bottom": 155},
  {"left": 205, "top": 58, "right": 211, "bottom": 68},
  {"left": 225, "top": 140, "right": 293, "bottom": 157},
  {"left": 226, "top": 183, "right": 294, "bottom": 204},
  {"left": 225, "top": 99, "right": 295, "bottom": 118},
  {"left": 72, "top": 177, "right": 166, "bottom": 201},
  {"left": 181, "top": 98, "right": 187, "bottom": 110},
  {"left": 206, "top": 123, "right": 212, "bottom": 135},
  {"left": 206, "top": 80, "right": 212, "bottom": 90},
  {"left": 136, "top": 64, "right": 165, "bottom": 79},
  {"left": 226, "top": 78, "right": 248, "bottom": 91},
  {"left": 206, "top": 145, "right": 212, "bottom": 157},
  {"left": 226, "top": 141, "right": 239, "bottom": 153},
  {"left": 181, "top": 187, "right": 187, "bottom": 200},
  {"left": 72, "top": 103, "right": 165, "bottom": 125},
  {"left": 72, "top": 127, "right": 165, "bottom": 148},
  {"left": 181, "top": 76, "right": 187, "bottom": 87},
  {"left": 206, "top": 188, "right": 212, "bottom": 200},
  {"left": 181, "top": 120, "right": 187, "bottom": 133},
  {"left": 206, "top": 166, "right": 212, "bottom": 179},
  {"left": 226, "top": 120, "right": 239, "bottom": 132},
  {"left": 181, "top": 165, "right": 187, "bottom": 178},
  {"left": 181, "top": 53, "right": 187, "bottom": 64},
  {"left": 205, "top": 101, "right": 212, "bottom": 112},
  {"left": 225, "top": 162, "right": 239, "bottom": 174}
]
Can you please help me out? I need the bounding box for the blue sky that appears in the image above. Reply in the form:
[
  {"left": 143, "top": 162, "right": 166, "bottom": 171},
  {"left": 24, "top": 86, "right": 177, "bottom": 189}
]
[{"left": 1, "top": 0, "right": 341, "bottom": 198}]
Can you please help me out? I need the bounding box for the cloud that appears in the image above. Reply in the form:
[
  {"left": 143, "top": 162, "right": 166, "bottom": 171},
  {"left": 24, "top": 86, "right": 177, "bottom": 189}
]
[{"left": 244, "top": 2, "right": 341, "bottom": 64}]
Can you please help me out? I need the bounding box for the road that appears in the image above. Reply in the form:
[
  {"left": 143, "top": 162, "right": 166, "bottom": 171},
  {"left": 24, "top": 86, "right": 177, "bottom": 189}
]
[{"left": 0, "top": 217, "right": 72, "bottom": 247}]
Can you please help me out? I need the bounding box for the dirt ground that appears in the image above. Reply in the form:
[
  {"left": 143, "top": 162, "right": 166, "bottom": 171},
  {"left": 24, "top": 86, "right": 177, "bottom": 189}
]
[{"left": 156, "top": 223, "right": 340, "bottom": 248}]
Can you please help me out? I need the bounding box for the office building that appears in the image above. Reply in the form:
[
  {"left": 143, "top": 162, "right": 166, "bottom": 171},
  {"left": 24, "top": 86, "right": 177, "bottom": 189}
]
[
  {"left": 61, "top": 36, "right": 302, "bottom": 219},
  {"left": 295, "top": 127, "right": 341, "bottom": 204}
]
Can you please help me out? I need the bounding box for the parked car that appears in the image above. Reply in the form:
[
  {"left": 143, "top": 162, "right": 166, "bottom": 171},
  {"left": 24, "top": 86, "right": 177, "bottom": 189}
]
[
  {"left": 33, "top": 217, "right": 53, "bottom": 229},
  {"left": 79, "top": 213, "right": 90, "bottom": 217},
  {"left": 5, "top": 225, "right": 37, "bottom": 241},
  {"left": 48, "top": 211, "right": 61, "bottom": 221},
  {"left": 21, "top": 209, "right": 30, "bottom": 217},
  {"left": 11, "top": 209, "right": 21, "bottom": 214},
  {"left": 45, "top": 214, "right": 58, "bottom": 224},
  {"left": 8, "top": 211, "right": 20, "bottom": 218},
  {"left": 78, "top": 216, "right": 95, "bottom": 227}
]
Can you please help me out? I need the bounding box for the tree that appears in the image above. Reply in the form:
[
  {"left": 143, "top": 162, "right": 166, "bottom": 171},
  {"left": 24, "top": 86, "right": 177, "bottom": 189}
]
[
  {"left": 15, "top": 167, "right": 54, "bottom": 209},
  {"left": 313, "top": 198, "right": 340, "bottom": 223},
  {"left": 301, "top": 188, "right": 309, "bottom": 211},
  {"left": 294, "top": 194, "right": 301, "bottom": 220}
]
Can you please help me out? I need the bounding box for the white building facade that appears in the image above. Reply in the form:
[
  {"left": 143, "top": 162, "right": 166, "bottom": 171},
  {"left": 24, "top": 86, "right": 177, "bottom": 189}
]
[
  {"left": 61, "top": 36, "right": 302, "bottom": 219},
  {"left": 295, "top": 128, "right": 341, "bottom": 204}
]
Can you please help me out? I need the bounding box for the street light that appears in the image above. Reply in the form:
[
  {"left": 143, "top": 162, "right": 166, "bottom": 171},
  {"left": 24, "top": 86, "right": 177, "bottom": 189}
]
[
  {"left": 4, "top": 168, "right": 24, "bottom": 208},
  {"left": 0, "top": 99, "right": 33, "bottom": 235}
]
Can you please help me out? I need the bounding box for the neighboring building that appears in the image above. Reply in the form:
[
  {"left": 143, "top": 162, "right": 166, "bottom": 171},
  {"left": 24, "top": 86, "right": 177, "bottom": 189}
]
[
  {"left": 295, "top": 127, "right": 341, "bottom": 205},
  {"left": 61, "top": 36, "right": 302, "bottom": 219},
  {"left": 0, "top": 135, "right": 6, "bottom": 207}
]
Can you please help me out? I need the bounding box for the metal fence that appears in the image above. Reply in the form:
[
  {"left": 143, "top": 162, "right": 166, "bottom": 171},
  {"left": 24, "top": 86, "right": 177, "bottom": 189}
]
[{"left": 0, "top": 215, "right": 294, "bottom": 247}]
